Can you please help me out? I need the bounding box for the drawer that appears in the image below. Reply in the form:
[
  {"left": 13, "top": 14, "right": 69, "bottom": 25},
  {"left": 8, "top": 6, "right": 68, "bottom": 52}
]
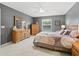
[
  {"left": 16, "top": 32, "right": 22, "bottom": 35},
  {"left": 32, "top": 29, "right": 39, "bottom": 32},
  {"left": 12, "top": 29, "right": 30, "bottom": 43}
]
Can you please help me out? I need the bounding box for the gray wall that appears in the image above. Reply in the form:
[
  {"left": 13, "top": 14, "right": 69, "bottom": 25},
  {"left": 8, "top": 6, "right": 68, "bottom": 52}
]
[
  {"left": 66, "top": 2, "right": 79, "bottom": 25},
  {"left": 0, "top": 3, "right": 33, "bottom": 44},
  {"left": 33, "top": 15, "right": 65, "bottom": 31}
]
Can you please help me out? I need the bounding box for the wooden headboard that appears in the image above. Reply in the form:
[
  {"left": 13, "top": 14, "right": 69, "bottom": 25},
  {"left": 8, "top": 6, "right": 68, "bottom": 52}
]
[{"left": 66, "top": 24, "right": 78, "bottom": 31}]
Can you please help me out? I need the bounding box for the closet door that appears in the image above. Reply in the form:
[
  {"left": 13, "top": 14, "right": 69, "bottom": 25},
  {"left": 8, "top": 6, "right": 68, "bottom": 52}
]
[
  {"left": 1, "top": 9, "right": 8, "bottom": 45},
  {"left": 0, "top": 8, "right": 1, "bottom": 45}
]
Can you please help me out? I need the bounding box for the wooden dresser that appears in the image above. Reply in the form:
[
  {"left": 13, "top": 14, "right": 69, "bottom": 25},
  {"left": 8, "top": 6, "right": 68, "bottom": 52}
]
[
  {"left": 31, "top": 24, "right": 40, "bottom": 35},
  {"left": 72, "top": 42, "right": 79, "bottom": 56},
  {"left": 12, "top": 29, "right": 30, "bottom": 43}
]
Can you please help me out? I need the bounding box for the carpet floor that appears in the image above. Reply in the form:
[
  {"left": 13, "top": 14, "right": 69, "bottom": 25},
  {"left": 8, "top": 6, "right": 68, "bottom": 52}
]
[{"left": 0, "top": 36, "right": 70, "bottom": 56}]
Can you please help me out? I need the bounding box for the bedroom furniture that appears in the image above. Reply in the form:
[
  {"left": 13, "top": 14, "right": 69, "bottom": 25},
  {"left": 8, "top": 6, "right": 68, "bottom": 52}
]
[
  {"left": 33, "top": 25, "right": 79, "bottom": 53},
  {"left": 72, "top": 42, "right": 79, "bottom": 56},
  {"left": 31, "top": 24, "right": 40, "bottom": 35},
  {"left": 33, "top": 32, "right": 72, "bottom": 53},
  {"left": 12, "top": 29, "right": 30, "bottom": 43}
]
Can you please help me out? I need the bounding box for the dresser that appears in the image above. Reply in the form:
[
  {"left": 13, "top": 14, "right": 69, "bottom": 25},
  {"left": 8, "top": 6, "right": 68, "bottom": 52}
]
[
  {"left": 72, "top": 42, "right": 79, "bottom": 56},
  {"left": 31, "top": 24, "right": 40, "bottom": 35},
  {"left": 12, "top": 29, "right": 30, "bottom": 43}
]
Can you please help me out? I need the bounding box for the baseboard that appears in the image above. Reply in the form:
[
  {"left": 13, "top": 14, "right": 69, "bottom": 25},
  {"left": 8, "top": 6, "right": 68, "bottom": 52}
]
[{"left": 1, "top": 41, "right": 12, "bottom": 47}]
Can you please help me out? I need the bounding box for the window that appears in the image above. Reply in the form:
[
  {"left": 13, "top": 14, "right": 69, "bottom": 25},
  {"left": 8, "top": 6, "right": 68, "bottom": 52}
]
[{"left": 42, "top": 19, "right": 52, "bottom": 32}]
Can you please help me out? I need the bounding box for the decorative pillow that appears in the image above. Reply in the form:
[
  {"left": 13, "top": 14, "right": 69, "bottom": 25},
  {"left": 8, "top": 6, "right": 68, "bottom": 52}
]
[
  {"left": 63, "top": 30, "right": 71, "bottom": 35},
  {"left": 74, "top": 33, "right": 79, "bottom": 38},
  {"left": 59, "top": 29, "right": 64, "bottom": 35},
  {"left": 70, "top": 30, "right": 78, "bottom": 38}
]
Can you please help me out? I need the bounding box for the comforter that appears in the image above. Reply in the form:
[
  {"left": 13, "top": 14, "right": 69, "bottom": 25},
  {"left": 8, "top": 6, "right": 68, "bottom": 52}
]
[{"left": 33, "top": 32, "right": 78, "bottom": 52}]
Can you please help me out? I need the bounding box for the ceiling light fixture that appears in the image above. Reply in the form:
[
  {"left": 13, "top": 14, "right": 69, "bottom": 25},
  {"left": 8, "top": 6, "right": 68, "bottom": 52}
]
[
  {"left": 40, "top": 8, "right": 44, "bottom": 13},
  {"left": 39, "top": 3, "right": 45, "bottom": 13}
]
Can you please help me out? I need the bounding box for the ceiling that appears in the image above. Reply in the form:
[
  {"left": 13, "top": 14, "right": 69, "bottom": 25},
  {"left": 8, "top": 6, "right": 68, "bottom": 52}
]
[{"left": 1, "top": 2, "right": 75, "bottom": 17}]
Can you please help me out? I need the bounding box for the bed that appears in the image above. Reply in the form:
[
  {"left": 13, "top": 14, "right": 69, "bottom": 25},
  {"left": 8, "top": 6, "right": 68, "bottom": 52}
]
[{"left": 33, "top": 25, "right": 79, "bottom": 53}]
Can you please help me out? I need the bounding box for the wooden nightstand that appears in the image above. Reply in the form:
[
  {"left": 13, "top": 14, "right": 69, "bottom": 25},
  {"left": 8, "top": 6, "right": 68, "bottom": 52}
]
[{"left": 72, "top": 42, "right": 79, "bottom": 56}]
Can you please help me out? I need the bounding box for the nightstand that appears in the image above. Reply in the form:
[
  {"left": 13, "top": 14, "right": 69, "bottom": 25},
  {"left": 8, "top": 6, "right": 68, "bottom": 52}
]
[{"left": 72, "top": 42, "right": 79, "bottom": 56}]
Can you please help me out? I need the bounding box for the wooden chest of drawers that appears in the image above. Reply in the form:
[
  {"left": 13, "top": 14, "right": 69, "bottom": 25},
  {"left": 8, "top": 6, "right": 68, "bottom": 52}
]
[
  {"left": 72, "top": 42, "right": 79, "bottom": 56},
  {"left": 12, "top": 29, "right": 30, "bottom": 43},
  {"left": 31, "top": 24, "right": 40, "bottom": 35}
]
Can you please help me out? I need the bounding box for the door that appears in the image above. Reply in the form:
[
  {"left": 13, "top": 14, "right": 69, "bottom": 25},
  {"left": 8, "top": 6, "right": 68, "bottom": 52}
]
[{"left": 0, "top": 8, "right": 1, "bottom": 45}]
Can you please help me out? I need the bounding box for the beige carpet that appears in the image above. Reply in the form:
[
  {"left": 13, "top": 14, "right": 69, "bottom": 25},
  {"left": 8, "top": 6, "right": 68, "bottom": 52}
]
[{"left": 0, "top": 36, "right": 70, "bottom": 56}]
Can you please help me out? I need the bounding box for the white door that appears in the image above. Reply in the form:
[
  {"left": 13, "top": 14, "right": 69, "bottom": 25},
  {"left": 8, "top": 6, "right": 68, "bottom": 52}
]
[{"left": 0, "top": 8, "right": 1, "bottom": 44}]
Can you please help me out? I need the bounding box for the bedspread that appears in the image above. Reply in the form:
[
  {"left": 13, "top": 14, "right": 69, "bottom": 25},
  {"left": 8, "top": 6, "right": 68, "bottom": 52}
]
[{"left": 33, "top": 32, "right": 78, "bottom": 52}]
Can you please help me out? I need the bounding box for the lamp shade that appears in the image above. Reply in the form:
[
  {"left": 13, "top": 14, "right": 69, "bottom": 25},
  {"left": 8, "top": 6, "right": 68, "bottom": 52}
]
[
  {"left": 13, "top": 26, "right": 17, "bottom": 30},
  {"left": 61, "top": 25, "right": 65, "bottom": 29}
]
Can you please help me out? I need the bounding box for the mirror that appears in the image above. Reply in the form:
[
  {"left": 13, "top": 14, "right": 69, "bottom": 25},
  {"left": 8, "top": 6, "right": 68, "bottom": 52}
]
[
  {"left": 14, "top": 16, "right": 30, "bottom": 29},
  {"left": 14, "top": 16, "right": 25, "bottom": 29}
]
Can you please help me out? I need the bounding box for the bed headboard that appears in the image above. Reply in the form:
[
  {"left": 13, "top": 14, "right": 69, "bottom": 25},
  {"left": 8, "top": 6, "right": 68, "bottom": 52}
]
[{"left": 66, "top": 24, "right": 78, "bottom": 31}]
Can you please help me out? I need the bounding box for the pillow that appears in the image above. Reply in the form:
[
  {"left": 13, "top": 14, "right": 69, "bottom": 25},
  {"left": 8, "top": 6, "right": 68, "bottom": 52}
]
[
  {"left": 59, "top": 29, "right": 64, "bottom": 35},
  {"left": 70, "top": 30, "right": 78, "bottom": 38},
  {"left": 63, "top": 30, "right": 71, "bottom": 35},
  {"left": 74, "top": 33, "right": 79, "bottom": 38}
]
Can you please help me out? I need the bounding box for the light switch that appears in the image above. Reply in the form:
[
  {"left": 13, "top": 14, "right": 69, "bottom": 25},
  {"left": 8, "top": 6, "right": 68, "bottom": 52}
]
[{"left": 1, "top": 26, "right": 5, "bottom": 29}]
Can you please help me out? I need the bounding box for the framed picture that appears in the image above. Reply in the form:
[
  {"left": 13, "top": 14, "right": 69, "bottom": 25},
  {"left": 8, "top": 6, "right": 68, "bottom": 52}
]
[{"left": 55, "top": 20, "right": 61, "bottom": 26}]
